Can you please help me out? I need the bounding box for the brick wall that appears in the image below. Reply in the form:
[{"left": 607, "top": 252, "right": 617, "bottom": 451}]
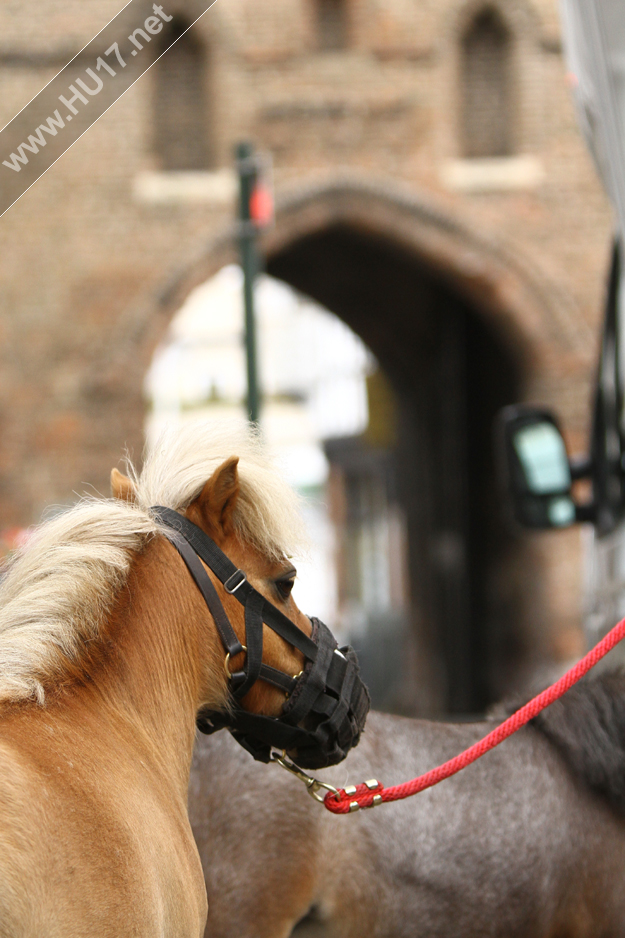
[{"left": 0, "top": 0, "right": 613, "bottom": 685}]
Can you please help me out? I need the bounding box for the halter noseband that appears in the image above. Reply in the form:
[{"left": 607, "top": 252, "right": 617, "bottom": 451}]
[{"left": 151, "top": 507, "right": 370, "bottom": 770}]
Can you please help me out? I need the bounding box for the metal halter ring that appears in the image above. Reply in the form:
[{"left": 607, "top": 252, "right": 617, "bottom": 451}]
[
  {"left": 285, "top": 669, "right": 304, "bottom": 699},
  {"left": 224, "top": 645, "right": 247, "bottom": 679}
]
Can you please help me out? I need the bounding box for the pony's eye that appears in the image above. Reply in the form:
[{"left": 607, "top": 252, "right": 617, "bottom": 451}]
[{"left": 275, "top": 578, "right": 295, "bottom": 600}]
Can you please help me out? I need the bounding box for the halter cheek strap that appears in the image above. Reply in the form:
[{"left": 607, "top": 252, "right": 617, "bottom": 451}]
[{"left": 153, "top": 516, "right": 303, "bottom": 698}]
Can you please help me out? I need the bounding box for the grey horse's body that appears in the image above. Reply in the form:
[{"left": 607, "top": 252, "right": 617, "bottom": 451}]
[{"left": 189, "top": 675, "right": 625, "bottom": 938}]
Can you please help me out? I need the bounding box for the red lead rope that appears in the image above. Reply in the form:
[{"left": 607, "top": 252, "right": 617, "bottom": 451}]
[{"left": 323, "top": 615, "right": 625, "bottom": 814}]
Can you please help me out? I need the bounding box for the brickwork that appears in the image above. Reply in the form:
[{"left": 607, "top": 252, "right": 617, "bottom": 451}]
[{"left": 0, "top": 0, "right": 614, "bottom": 683}]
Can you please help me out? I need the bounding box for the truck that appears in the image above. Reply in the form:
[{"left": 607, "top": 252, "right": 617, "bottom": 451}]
[{"left": 500, "top": 0, "right": 625, "bottom": 664}]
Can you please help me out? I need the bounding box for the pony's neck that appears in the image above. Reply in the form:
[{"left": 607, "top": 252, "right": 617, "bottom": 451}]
[{"left": 89, "top": 535, "right": 226, "bottom": 792}]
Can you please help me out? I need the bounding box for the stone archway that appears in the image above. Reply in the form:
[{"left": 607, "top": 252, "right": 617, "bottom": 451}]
[
  {"left": 160, "top": 177, "right": 587, "bottom": 363},
  {"left": 135, "top": 177, "right": 588, "bottom": 714}
]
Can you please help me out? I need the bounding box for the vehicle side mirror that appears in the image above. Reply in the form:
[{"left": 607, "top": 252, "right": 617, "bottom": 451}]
[{"left": 498, "top": 406, "right": 577, "bottom": 529}]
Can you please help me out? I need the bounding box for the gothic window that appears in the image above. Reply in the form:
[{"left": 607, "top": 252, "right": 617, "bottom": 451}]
[
  {"left": 460, "top": 7, "right": 513, "bottom": 158},
  {"left": 315, "top": 0, "right": 348, "bottom": 51},
  {"left": 153, "top": 18, "right": 211, "bottom": 171}
]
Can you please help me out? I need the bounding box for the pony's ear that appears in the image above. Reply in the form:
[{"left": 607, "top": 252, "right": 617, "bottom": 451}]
[
  {"left": 111, "top": 468, "right": 137, "bottom": 503},
  {"left": 187, "top": 456, "right": 240, "bottom": 538}
]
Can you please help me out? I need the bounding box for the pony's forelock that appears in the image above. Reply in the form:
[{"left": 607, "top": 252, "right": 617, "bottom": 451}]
[
  {"left": 0, "top": 422, "right": 307, "bottom": 705},
  {"left": 131, "top": 422, "right": 307, "bottom": 562}
]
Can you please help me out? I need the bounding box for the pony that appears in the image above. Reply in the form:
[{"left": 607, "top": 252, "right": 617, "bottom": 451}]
[
  {"left": 189, "top": 670, "right": 625, "bottom": 938},
  {"left": 0, "top": 423, "right": 317, "bottom": 937}
]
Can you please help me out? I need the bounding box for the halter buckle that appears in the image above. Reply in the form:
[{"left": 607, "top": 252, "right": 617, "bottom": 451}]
[{"left": 224, "top": 569, "right": 247, "bottom": 594}]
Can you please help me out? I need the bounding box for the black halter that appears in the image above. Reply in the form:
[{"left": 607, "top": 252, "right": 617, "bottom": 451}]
[{"left": 151, "top": 507, "right": 370, "bottom": 769}]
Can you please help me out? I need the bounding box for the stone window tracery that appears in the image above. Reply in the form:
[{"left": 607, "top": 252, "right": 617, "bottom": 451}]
[
  {"left": 315, "top": 0, "right": 348, "bottom": 51},
  {"left": 153, "top": 18, "right": 211, "bottom": 171},
  {"left": 460, "top": 6, "right": 513, "bottom": 158}
]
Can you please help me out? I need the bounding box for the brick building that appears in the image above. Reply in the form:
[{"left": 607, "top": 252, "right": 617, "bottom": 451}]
[{"left": 0, "top": 0, "right": 613, "bottom": 712}]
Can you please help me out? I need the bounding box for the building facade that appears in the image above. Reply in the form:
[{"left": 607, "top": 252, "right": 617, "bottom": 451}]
[{"left": 0, "top": 0, "right": 613, "bottom": 712}]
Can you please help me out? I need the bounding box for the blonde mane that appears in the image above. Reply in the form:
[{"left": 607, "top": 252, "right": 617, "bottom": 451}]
[{"left": 0, "top": 422, "right": 306, "bottom": 705}]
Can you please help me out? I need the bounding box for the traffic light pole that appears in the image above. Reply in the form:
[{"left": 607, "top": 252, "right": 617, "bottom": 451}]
[{"left": 236, "top": 141, "right": 260, "bottom": 426}]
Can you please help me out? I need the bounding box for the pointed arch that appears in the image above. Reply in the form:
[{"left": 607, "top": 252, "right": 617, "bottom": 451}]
[
  {"left": 156, "top": 178, "right": 587, "bottom": 369},
  {"left": 95, "top": 176, "right": 589, "bottom": 715}
]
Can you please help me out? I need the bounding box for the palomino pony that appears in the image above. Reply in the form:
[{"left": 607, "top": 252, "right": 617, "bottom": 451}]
[
  {"left": 0, "top": 424, "right": 335, "bottom": 937},
  {"left": 190, "top": 672, "right": 625, "bottom": 938}
]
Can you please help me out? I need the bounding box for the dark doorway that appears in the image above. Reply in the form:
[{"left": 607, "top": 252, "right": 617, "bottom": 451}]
[{"left": 268, "top": 224, "right": 525, "bottom": 715}]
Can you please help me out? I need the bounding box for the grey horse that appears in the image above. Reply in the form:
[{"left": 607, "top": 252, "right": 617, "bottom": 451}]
[{"left": 188, "top": 670, "right": 625, "bottom": 938}]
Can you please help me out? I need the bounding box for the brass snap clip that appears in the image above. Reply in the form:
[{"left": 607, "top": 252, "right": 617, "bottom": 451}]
[{"left": 270, "top": 751, "right": 339, "bottom": 803}]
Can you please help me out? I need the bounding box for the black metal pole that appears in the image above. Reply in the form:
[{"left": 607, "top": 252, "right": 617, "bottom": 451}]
[{"left": 236, "top": 141, "right": 260, "bottom": 426}]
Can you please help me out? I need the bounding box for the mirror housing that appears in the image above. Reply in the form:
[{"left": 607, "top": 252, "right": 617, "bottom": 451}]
[{"left": 498, "top": 405, "right": 579, "bottom": 529}]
